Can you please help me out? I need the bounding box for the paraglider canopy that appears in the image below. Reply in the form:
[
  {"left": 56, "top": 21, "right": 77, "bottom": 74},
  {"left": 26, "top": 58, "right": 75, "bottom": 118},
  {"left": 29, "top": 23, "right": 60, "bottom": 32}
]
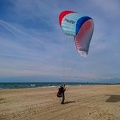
[{"left": 59, "top": 10, "right": 94, "bottom": 57}]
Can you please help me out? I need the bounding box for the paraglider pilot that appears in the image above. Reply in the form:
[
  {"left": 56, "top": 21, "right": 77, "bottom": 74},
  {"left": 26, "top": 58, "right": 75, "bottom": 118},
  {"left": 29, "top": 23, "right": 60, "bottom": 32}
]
[{"left": 57, "top": 84, "right": 66, "bottom": 104}]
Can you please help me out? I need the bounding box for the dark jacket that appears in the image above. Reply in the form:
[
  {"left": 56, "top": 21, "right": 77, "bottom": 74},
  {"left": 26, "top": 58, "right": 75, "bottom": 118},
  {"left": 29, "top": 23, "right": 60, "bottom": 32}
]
[{"left": 57, "top": 86, "right": 66, "bottom": 97}]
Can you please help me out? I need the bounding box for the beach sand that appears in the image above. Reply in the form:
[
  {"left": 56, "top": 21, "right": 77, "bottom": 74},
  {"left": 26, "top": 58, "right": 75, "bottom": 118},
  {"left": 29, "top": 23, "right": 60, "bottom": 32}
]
[{"left": 0, "top": 85, "right": 120, "bottom": 120}]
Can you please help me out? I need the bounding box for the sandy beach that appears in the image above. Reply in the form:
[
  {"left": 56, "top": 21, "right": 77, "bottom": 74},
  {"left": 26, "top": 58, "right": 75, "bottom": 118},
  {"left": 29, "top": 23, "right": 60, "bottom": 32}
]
[{"left": 0, "top": 85, "right": 120, "bottom": 120}]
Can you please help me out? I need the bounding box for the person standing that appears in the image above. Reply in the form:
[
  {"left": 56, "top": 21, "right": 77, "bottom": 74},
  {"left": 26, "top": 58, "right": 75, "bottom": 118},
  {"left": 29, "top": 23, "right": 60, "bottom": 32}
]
[{"left": 57, "top": 84, "right": 66, "bottom": 104}]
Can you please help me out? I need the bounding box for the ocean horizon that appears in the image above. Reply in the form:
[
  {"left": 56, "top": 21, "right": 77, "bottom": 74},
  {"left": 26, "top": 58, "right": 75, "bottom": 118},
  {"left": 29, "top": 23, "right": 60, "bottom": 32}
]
[{"left": 0, "top": 82, "right": 119, "bottom": 90}]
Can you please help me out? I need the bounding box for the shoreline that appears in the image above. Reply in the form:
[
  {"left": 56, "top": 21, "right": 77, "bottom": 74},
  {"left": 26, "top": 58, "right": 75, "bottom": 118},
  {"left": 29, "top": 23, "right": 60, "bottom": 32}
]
[{"left": 0, "top": 82, "right": 120, "bottom": 90}]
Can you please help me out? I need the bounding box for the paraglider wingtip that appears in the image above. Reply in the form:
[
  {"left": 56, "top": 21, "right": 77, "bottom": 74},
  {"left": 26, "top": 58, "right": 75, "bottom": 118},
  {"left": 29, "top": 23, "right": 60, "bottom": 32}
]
[{"left": 78, "top": 51, "right": 88, "bottom": 57}]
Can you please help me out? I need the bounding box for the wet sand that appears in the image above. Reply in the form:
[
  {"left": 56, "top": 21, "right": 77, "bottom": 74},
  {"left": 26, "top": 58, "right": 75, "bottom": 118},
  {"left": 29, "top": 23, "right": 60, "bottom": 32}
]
[{"left": 0, "top": 85, "right": 120, "bottom": 120}]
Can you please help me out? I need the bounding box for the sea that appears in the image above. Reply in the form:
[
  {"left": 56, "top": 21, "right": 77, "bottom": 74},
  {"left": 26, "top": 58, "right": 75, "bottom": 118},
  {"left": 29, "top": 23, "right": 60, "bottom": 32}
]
[{"left": 0, "top": 82, "right": 113, "bottom": 90}]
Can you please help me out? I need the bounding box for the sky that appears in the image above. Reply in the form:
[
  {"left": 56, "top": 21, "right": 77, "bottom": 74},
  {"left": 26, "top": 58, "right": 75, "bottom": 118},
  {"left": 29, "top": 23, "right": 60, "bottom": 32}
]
[{"left": 0, "top": 0, "right": 120, "bottom": 83}]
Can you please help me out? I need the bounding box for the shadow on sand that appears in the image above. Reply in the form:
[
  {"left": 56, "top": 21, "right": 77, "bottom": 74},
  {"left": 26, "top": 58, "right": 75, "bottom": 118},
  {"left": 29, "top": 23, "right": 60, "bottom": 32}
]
[
  {"left": 64, "top": 101, "right": 76, "bottom": 104},
  {"left": 106, "top": 95, "right": 120, "bottom": 102}
]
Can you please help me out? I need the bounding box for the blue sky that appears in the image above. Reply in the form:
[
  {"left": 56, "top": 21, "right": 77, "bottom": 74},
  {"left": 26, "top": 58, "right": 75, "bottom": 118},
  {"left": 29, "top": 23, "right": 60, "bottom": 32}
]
[{"left": 0, "top": 0, "right": 120, "bottom": 83}]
